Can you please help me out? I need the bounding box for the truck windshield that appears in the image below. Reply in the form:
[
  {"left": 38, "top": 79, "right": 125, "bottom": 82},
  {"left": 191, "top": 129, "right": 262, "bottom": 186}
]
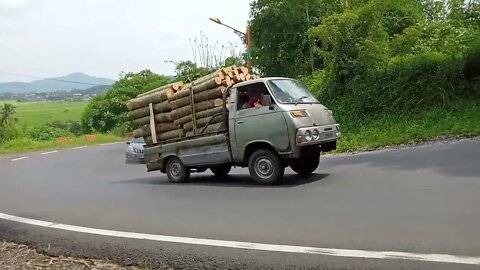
[{"left": 267, "top": 79, "right": 319, "bottom": 104}]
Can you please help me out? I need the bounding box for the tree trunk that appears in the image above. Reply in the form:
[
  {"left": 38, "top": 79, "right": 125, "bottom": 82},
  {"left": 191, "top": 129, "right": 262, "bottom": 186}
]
[
  {"left": 128, "top": 101, "right": 171, "bottom": 119},
  {"left": 153, "top": 100, "right": 172, "bottom": 113},
  {"left": 133, "top": 122, "right": 177, "bottom": 137},
  {"left": 144, "top": 129, "right": 184, "bottom": 144},
  {"left": 239, "top": 67, "right": 249, "bottom": 75},
  {"left": 170, "top": 98, "right": 224, "bottom": 120},
  {"left": 154, "top": 112, "right": 172, "bottom": 123},
  {"left": 168, "top": 83, "right": 192, "bottom": 102},
  {"left": 173, "top": 106, "right": 224, "bottom": 126},
  {"left": 183, "top": 114, "right": 223, "bottom": 131},
  {"left": 191, "top": 77, "right": 222, "bottom": 94},
  {"left": 137, "top": 82, "right": 183, "bottom": 98},
  {"left": 127, "top": 88, "right": 175, "bottom": 110}
]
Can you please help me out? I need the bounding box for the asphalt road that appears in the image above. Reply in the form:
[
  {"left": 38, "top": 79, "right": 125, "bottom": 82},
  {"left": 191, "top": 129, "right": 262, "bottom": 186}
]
[{"left": 0, "top": 139, "right": 479, "bottom": 269}]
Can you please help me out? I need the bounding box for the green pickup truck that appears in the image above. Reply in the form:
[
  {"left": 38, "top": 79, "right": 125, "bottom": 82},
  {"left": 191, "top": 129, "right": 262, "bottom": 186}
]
[{"left": 144, "top": 77, "right": 340, "bottom": 184}]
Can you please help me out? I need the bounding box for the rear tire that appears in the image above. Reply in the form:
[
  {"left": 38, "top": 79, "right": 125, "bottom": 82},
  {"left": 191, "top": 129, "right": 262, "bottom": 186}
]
[
  {"left": 210, "top": 165, "right": 232, "bottom": 177},
  {"left": 166, "top": 157, "right": 190, "bottom": 183},
  {"left": 248, "top": 149, "right": 284, "bottom": 185}
]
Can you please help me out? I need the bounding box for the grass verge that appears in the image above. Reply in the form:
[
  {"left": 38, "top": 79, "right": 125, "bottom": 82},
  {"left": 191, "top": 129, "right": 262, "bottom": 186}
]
[
  {"left": 0, "top": 134, "right": 124, "bottom": 155},
  {"left": 336, "top": 100, "right": 480, "bottom": 152}
]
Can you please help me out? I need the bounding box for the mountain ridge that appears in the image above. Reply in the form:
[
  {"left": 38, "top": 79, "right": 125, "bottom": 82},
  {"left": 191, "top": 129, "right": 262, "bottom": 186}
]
[{"left": 0, "top": 72, "right": 115, "bottom": 93}]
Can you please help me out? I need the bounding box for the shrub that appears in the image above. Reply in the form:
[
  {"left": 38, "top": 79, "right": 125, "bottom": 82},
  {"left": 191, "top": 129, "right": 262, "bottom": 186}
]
[{"left": 28, "top": 126, "right": 73, "bottom": 141}]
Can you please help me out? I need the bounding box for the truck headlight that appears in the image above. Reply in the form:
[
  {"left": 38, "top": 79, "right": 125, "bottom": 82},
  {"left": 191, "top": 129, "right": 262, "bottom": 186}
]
[
  {"left": 304, "top": 130, "right": 312, "bottom": 142},
  {"left": 127, "top": 145, "right": 134, "bottom": 153}
]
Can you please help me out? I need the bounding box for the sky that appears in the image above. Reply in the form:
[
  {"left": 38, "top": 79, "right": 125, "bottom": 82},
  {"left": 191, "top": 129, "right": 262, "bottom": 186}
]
[{"left": 0, "top": 0, "right": 251, "bottom": 82}]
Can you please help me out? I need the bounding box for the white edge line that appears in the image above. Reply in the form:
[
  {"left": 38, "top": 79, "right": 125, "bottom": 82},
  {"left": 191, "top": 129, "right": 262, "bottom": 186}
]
[
  {"left": 0, "top": 213, "right": 478, "bottom": 265},
  {"left": 100, "top": 142, "right": 122, "bottom": 146},
  {"left": 11, "top": 156, "right": 28, "bottom": 162},
  {"left": 72, "top": 146, "right": 86, "bottom": 150},
  {"left": 41, "top": 150, "right": 59, "bottom": 155}
]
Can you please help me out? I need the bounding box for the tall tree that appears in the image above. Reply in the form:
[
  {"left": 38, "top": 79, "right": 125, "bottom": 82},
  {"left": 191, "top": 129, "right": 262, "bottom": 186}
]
[
  {"left": 0, "top": 103, "right": 18, "bottom": 126},
  {"left": 249, "top": 0, "right": 370, "bottom": 78}
]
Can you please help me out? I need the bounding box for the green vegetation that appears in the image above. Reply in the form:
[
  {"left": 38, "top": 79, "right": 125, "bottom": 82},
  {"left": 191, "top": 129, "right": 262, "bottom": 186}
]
[
  {"left": 0, "top": 133, "right": 122, "bottom": 155},
  {"left": 1, "top": 101, "right": 87, "bottom": 127},
  {"left": 251, "top": 0, "right": 479, "bottom": 148}
]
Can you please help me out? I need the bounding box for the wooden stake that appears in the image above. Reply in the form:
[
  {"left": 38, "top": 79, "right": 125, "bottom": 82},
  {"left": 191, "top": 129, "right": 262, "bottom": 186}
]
[{"left": 149, "top": 103, "right": 157, "bottom": 144}]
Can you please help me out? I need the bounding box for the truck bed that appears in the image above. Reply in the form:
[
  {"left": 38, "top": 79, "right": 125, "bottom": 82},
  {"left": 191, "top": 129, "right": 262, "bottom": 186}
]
[{"left": 144, "top": 131, "right": 231, "bottom": 172}]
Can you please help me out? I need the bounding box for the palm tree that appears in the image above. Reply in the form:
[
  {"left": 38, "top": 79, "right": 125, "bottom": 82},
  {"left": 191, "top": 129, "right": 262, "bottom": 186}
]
[{"left": 0, "top": 103, "right": 18, "bottom": 126}]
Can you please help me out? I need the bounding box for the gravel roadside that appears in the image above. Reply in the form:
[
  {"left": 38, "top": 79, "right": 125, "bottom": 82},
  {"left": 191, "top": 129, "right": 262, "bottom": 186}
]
[{"left": 0, "top": 241, "right": 143, "bottom": 270}]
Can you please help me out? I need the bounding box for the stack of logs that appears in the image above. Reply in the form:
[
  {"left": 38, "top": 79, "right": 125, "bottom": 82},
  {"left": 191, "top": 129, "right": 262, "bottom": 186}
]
[{"left": 127, "top": 66, "right": 258, "bottom": 145}]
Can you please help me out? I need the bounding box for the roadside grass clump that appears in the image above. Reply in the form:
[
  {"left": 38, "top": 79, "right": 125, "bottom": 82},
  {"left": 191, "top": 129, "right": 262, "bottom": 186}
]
[{"left": 0, "top": 133, "right": 123, "bottom": 154}]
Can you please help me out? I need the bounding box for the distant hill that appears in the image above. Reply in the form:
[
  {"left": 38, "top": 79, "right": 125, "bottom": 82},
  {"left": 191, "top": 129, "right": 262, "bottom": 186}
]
[{"left": 0, "top": 72, "right": 115, "bottom": 93}]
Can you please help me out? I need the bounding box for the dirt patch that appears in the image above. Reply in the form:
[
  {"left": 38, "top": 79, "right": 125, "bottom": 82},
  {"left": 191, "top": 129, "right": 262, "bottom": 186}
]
[{"left": 0, "top": 241, "right": 143, "bottom": 270}]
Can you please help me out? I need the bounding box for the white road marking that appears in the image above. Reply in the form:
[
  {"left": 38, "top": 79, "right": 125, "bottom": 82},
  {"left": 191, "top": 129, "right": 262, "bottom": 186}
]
[
  {"left": 72, "top": 146, "right": 86, "bottom": 150},
  {"left": 11, "top": 156, "right": 28, "bottom": 162},
  {"left": 41, "top": 150, "right": 58, "bottom": 155},
  {"left": 99, "top": 142, "right": 123, "bottom": 146},
  {"left": 0, "top": 212, "right": 478, "bottom": 265}
]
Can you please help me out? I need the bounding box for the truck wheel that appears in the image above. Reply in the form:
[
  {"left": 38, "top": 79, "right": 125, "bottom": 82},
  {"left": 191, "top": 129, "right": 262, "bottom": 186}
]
[
  {"left": 291, "top": 147, "right": 320, "bottom": 176},
  {"left": 210, "top": 165, "right": 231, "bottom": 177},
  {"left": 290, "top": 155, "right": 319, "bottom": 176},
  {"left": 166, "top": 157, "right": 190, "bottom": 183},
  {"left": 248, "top": 149, "right": 284, "bottom": 185}
]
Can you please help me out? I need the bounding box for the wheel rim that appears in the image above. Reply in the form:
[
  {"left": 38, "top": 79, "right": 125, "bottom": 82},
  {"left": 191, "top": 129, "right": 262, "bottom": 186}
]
[
  {"left": 255, "top": 157, "right": 274, "bottom": 179},
  {"left": 169, "top": 160, "right": 182, "bottom": 179}
]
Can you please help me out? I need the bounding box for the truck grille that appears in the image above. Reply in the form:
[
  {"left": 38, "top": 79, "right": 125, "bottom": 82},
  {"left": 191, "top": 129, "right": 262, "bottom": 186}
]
[{"left": 134, "top": 148, "right": 144, "bottom": 154}]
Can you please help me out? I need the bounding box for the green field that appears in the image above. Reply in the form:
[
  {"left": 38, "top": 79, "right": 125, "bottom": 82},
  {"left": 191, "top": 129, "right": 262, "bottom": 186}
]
[{"left": 0, "top": 100, "right": 87, "bottom": 127}]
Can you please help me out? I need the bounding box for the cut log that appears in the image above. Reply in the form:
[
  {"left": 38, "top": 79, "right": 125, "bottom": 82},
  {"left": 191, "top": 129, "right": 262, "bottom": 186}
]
[
  {"left": 183, "top": 114, "right": 223, "bottom": 131},
  {"left": 245, "top": 74, "right": 252, "bottom": 80},
  {"left": 191, "top": 77, "right": 223, "bottom": 94},
  {"left": 239, "top": 67, "right": 249, "bottom": 75},
  {"left": 154, "top": 112, "right": 172, "bottom": 123},
  {"left": 127, "top": 88, "right": 175, "bottom": 110},
  {"left": 129, "top": 100, "right": 172, "bottom": 119},
  {"left": 138, "top": 82, "right": 183, "bottom": 98},
  {"left": 169, "top": 95, "right": 191, "bottom": 110},
  {"left": 133, "top": 122, "right": 177, "bottom": 138},
  {"left": 173, "top": 106, "right": 224, "bottom": 126},
  {"left": 169, "top": 85, "right": 192, "bottom": 102},
  {"left": 153, "top": 100, "right": 172, "bottom": 113},
  {"left": 170, "top": 98, "right": 224, "bottom": 120},
  {"left": 239, "top": 73, "right": 246, "bottom": 82},
  {"left": 144, "top": 129, "right": 184, "bottom": 144},
  {"left": 171, "top": 85, "right": 226, "bottom": 111},
  {"left": 222, "top": 76, "right": 233, "bottom": 87}
]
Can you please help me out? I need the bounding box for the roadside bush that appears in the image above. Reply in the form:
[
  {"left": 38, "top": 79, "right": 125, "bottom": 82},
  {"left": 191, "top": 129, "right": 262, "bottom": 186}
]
[
  {"left": 28, "top": 126, "right": 73, "bottom": 141},
  {"left": 47, "top": 120, "right": 83, "bottom": 136},
  {"left": 0, "top": 123, "right": 25, "bottom": 143}
]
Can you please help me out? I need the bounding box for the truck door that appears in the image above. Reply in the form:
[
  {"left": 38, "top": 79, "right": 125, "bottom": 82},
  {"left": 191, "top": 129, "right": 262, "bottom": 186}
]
[{"left": 233, "top": 82, "right": 290, "bottom": 154}]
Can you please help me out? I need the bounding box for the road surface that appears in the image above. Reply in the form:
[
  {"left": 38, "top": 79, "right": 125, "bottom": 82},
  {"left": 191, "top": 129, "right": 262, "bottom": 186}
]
[{"left": 0, "top": 139, "right": 479, "bottom": 269}]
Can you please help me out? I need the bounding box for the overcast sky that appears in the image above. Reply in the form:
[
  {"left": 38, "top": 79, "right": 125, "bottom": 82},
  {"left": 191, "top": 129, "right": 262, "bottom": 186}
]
[{"left": 0, "top": 0, "right": 251, "bottom": 82}]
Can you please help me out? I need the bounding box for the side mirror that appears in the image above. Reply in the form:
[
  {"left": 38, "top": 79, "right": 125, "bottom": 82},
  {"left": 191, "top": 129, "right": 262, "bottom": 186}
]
[
  {"left": 126, "top": 141, "right": 131, "bottom": 145},
  {"left": 262, "top": 95, "right": 274, "bottom": 110}
]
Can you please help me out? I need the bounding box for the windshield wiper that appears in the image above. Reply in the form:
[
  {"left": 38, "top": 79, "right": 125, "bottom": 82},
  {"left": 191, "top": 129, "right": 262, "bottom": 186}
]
[{"left": 295, "top": 96, "right": 309, "bottom": 105}]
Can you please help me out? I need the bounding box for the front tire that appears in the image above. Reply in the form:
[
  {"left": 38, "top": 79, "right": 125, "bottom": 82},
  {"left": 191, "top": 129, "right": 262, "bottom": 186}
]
[
  {"left": 210, "top": 165, "right": 232, "bottom": 177},
  {"left": 166, "top": 157, "right": 190, "bottom": 183},
  {"left": 248, "top": 149, "right": 284, "bottom": 185},
  {"left": 290, "top": 147, "right": 320, "bottom": 176}
]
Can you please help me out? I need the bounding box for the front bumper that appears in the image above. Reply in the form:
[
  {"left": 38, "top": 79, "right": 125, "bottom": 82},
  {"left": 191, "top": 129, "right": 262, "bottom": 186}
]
[
  {"left": 126, "top": 152, "right": 145, "bottom": 163},
  {"left": 296, "top": 124, "right": 340, "bottom": 146}
]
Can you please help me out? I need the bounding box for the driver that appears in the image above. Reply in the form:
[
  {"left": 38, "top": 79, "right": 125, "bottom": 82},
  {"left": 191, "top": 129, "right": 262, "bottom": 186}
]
[{"left": 241, "top": 91, "right": 264, "bottom": 109}]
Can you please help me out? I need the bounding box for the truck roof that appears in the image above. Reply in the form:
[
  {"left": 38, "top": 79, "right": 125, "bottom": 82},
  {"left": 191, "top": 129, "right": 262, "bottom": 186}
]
[{"left": 232, "top": 77, "right": 293, "bottom": 88}]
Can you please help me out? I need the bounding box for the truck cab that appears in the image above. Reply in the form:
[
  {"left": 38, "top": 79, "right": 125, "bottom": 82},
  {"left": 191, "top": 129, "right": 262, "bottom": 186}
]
[{"left": 145, "top": 77, "right": 340, "bottom": 185}]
